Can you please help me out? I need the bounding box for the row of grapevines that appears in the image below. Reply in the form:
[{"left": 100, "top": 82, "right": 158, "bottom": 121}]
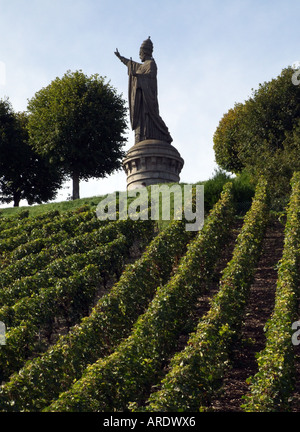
[
  {"left": 0, "top": 265, "right": 101, "bottom": 383},
  {"left": 0, "top": 237, "right": 115, "bottom": 308},
  {"left": 0, "top": 217, "right": 149, "bottom": 293},
  {"left": 1, "top": 210, "right": 104, "bottom": 268},
  {"left": 0, "top": 234, "right": 132, "bottom": 381},
  {"left": 0, "top": 216, "right": 195, "bottom": 411},
  {"left": 0, "top": 208, "right": 78, "bottom": 241},
  {"left": 6, "top": 232, "right": 69, "bottom": 265},
  {"left": 242, "top": 172, "right": 300, "bottom": 412},
  {"left": 143, "top": 177, "right": 269, "bottom": 412},
  {"left": 0, "top": 233, "right": 129, "bottom": 325},
  {"left": 0, "top": 214, "right": 26, "bottom": 233},
  {"left": 43, "top": 182, "right": 235, "bottom": 412},
  {"left": 0, "top": 207, "right": 97, "bottom": 255},
  {"left": 0, "top": 217, "right": 154, "bottom": 379},
  {"left": 0, "top": 210, "right": 61, "bottom": 239}
]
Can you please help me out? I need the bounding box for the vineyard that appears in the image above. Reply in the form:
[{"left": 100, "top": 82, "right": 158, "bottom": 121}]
[{"left": 0, "top": 172, "right": 299, "bottom": 413}]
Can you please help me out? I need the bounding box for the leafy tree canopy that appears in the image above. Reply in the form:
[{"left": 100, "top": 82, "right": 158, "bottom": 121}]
[
  {"left": 27, "top": 70, "right": 128, "bottom": 199},
  {"left": 213, "top": 66, "right": 300, "bottom": 203},
  {"left": 0, "top": 99, "right": 62, "bottom": 207}
]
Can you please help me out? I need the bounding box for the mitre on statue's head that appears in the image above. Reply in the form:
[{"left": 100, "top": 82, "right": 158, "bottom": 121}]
[{"left": 140, "top": 37, "right": 153, "bottom": 56}]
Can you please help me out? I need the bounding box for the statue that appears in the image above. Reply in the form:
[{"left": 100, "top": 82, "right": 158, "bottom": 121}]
[{"left": 115, "top": 37, "right": 173, "bottom": 145}]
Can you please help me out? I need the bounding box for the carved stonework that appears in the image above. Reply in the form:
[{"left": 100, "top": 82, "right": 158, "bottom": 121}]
[
  {"left": 123, "top": 140, "right": 184, "bottom": 190},
  {"left": 115, "top": 38, "right": 184, "bottom": 189}
]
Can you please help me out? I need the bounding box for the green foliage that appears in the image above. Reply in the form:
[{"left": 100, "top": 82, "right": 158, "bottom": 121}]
[
  {"left": 0, "top": 99, "right": 62, "bottom": 207},
  {"left": 202, "top": 169, "right": 255, "bottom": 214},
  {"left": 242, "top": 171, "right": 300, "bottom": 412},
  {"left": 213, "top": 67, "right": 300, "bottom": 204},
  {"left": 27, "top": 70, "right": 128, "bottom": 199},
  {"left": 213, "top": 103, "right": 246, "bottom": 174},
  {"left": 201, "top": 169, "right": 231, "bottom": 210},
  {"left": 0, "top": 216, "right": 154, "bottom": 382},
  {"left": 0, "top": 217, "right": 190, "bottom": 411},
  {"left": 0, "top": 196, "right": 100, "bottom": 219},
  {"left": 0, "top": 209, "right": 94, "bottom": 255},
  {"left": 144, "top": 177, "right": 269, "bottom": 411},
  {"left": 0, "top": 174, "right": 299, "bottom": 413},
  {"left": 42, "top": 182, "right": 234, "bottom": 412}
]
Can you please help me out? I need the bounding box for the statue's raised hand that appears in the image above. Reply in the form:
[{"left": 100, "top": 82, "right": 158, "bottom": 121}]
[{"left": 114, "top": 48, "right": 121, "bottom": 59}]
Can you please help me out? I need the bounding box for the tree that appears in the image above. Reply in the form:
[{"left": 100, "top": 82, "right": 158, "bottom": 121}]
[
  {"left": 213, "top": 66, "right": 300, "bottom": 201},
  {"left": 27, "top": 70, "right": 128, "bottom": 200},
  {"left": 213, "top": 103, "right": 246, "bottom": 174},
  {"left": 0, "top": 99, "right": 63, "bottom": 207}
]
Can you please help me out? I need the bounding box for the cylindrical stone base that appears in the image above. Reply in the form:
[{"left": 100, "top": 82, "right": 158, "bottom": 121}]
[{"left": 122, "top": 139, "right": 184, "bottom": 190}]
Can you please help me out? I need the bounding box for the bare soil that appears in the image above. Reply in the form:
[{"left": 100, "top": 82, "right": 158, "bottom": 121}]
[{"left": 210, "top": 218, "right": 285, "bottom": 411}]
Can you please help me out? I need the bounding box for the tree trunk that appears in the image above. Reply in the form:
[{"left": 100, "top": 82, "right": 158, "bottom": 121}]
[
  {"left": 72, "top": 172, "right": 80, "bottom": 200},
  {"left": 13, "top": 192, "right": 21, "bottom": 207}
]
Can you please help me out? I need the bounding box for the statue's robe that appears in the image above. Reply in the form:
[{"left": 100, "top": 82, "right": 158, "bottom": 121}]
[{"left": 127, "top": 59, "right": 172, "bottom": 144}]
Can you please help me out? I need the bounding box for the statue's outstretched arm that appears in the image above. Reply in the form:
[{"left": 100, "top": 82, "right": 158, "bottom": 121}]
[{"left": 114, "top": 49, "right": 130, "bottom": 66}]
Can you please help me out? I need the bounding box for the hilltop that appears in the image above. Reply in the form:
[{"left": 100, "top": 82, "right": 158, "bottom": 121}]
[{"left": 0, "top": 171, "right": 298, "bottom": 413}]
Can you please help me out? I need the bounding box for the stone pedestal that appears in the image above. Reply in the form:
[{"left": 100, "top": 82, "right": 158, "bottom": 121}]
[{"left": 122, "top": 139, "right": 184, "bottom": 190}]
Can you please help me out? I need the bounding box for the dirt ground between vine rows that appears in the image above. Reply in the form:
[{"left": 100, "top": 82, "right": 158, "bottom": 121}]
[{"left": 209, "top": 218, "right": 286, "bottom": 412}]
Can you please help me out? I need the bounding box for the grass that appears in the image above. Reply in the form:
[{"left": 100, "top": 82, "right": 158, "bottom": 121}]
[
  {"left": 0, "top": 195, "right": 105, "bottom": 219},
  {"left": 0, "top": 170, "right": 256, "bottom": 220}
]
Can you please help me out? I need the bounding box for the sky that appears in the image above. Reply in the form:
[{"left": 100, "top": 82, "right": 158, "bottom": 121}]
[{"left": 0, "top": 0, "right": 299, "bottom": 207}]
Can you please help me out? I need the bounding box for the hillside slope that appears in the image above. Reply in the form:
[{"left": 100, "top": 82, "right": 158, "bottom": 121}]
[{"left": 0, "top": 174, "right": 298, "bottom": 412}]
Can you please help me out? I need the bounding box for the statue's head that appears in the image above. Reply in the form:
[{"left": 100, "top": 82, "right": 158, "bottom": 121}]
[{"left": 139, "top": 37, "right": 153, "bottom": 61}]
